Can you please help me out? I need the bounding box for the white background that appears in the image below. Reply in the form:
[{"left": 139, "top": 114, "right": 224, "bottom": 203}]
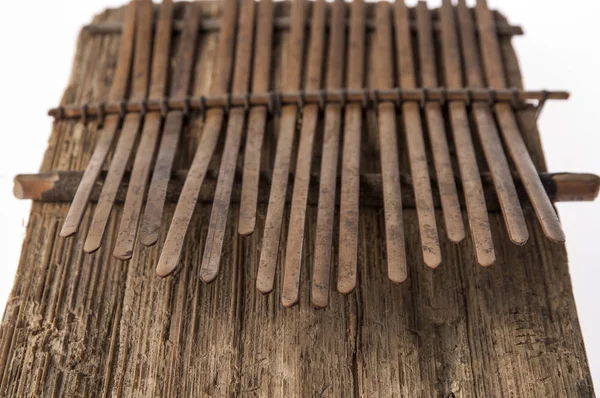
[{"left": 0, "top": 0, "right": 598, "bottom": 389}]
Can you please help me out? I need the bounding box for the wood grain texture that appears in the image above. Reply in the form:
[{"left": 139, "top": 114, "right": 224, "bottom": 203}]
[{"left": 1, "top": 2, "right": 594, "bottom": 397}]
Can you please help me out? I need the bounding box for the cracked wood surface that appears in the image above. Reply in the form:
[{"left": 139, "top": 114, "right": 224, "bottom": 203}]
[{"left": 0, "top": 2, "right": 594, "bottom": 397}]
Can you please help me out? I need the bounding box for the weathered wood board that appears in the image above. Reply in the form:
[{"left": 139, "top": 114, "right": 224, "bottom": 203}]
[{"left": 0, "top": 2, "right": 594, "bottom": 397}]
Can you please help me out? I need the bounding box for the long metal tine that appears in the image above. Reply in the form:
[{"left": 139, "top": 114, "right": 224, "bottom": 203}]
[
  {"left": 309, "top": 0, "right": 347, "bottom": 308},
  {"left": 238, "top": 0, "right": 274, "bottom": 236},
  {"left": 113, "top": 0, "right": 175, "bottom": 259},
  {"left": 139, "top": 3, "right": 203, "bottom": 247},
  {"left": 375, "top": 2, "right": 408, "bottom": 282},
  {"left": 440, "top": 0, "right": 495, "bottom": 266},
  {"left": 395, "top": 1, "right": 441, "bottom": 268},
  {"left": 255, "top": 0, "right": 308, "bottom": 294},
  {"left": 84, "top": 0, "right": 154, "bottom": 253},
  {"left": 200, "top": 0, "right": 257, "bottom": 283},
  {"left": 457, "top": 0, "right": 529, "bottom": 245},
  {"left": 338, "top": 0, "right": 366, "bottom": 295},
  {"left": 281, "top": 0, "right": 327, "bottom": 307},
  {"left": 440, "top": 0, "right": 496, "bottom": 266},
  {"left": 60, "top": 1, "right": 138, "bottom": 238},
  {"left": 475, "top": 0, "right": 565, "bottom": 243},
  {"left": 156, "top": 0, "right": 239, "bottom": 278},
  {"left": 416, "top": 1, "right": 465, "bottom": 244}
]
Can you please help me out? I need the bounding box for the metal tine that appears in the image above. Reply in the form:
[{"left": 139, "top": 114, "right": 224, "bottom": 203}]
[
  {"left": 60, "top": 0, "right": 138, "bottom": 238},
  {"left": 439, "top": 0, "right": 495, "bottom": 266},
  {"left": 200, "top": 0, "right": 256, "bottom": 283},
  {"left": 456, "top": 0, "right": 528, "bottom": 245},
  {"left": 395, "top": 1, "right": 441, "bottom": 268},
  {"left": 238, "top": 0, "right": 274, "bottom": 236},
  {"left": 416, "top": 1, "right": 465, "bottom": 244},
  {"left": 256, "top": 0, "right": 307, "bottom": 294},
  {"left": 282, "top": 0, "right": 327, "bottom": 307},
  {"left": 140, "top": 3, "right": 202, "bottom": 247},
  {"left": 113, "top": 0, "right": 175, "bottom": 259},
  {"left": 309, "top": 0, "right": 346, "bottom": 308},
  {"left": 156, "top": 0, "right": 239, "bottom": 278},
  {"left": 84, "top": 0, "right": 154, "bottom": 253},
  {"left": 475, "top": 0, "right": 565, "bottom": 243},
  {"left": 338, "top": 0, "right": 365, "bottom": 295},
  {"left": 375, "top": 2, "right": 408, "bottom": 283}
]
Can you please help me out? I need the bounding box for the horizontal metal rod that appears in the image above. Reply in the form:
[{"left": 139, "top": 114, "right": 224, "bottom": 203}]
[
  {"left": 84, "top": 16, "right": 523, "bottom": 36},
  {"left": 48, "top": 88, "right": 568, "bottom": 120},
  {"left": 14, "top": 171, "right": 599, "bottom": 210}
]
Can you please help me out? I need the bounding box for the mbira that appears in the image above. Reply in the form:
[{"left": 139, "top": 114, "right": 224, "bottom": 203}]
[{"left": 6, "top": 0, "right": 597, "bottom": 396}]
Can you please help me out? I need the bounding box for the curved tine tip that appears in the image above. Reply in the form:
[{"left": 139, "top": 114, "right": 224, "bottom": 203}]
[
  {"left": 281, "top": 296, "right": 299, "bottom": 308},
  {"left": 543, "top": 224, "right": 566, "bottom": 243},
  {"left": 310, "top": 296, "right": 329, "bottom": 310},
  {"left": 256, "top": 280, "right": 274, "bottom": 295},
  {"left": 423, "top": 252, "right": 442, "bottom": 269},
  {"left": 448, "top": 228, "right": 467, "bottom": 244},
  {"left": 139, "top": 231, "right": 160, "bottom": 247},
  {"left": 476, "top": 251, "right": 496, "bottom": 267},
  {"left": 237, "top": 219, "right": 256, "bottom": 236},
  {"left": 200, "top": 269, "right": 218, "bottom": 284},
  {"left": 546, "top": 234, "right": 566, "bottom": 244},
  {"left": 337, "top": 282, "right": 356, "bottom": 295},
  {"left": 155, "top": 268, "right": 172, "bottom": 279},
  {"left": 60, "top": 225, "right": 77, "bottom": 238},
  {"left": 508, "top": 229, "right": 529, "bottom": 246},
  {"left": 156, "top": 256, "right": 179, "bottom": 278},
  {"left": 83, "top": 238, "right": 102, "bottom": 254},
  {"left": 112, "top": 248, "right": 133, "bottom": 261},
  {"left": 388, "top": 269, "right": 408, "bottom": 284}
]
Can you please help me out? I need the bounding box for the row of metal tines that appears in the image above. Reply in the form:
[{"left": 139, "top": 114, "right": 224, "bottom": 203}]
[{"left": 59, "top": 0, "right": 565, "bottom": 308}]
